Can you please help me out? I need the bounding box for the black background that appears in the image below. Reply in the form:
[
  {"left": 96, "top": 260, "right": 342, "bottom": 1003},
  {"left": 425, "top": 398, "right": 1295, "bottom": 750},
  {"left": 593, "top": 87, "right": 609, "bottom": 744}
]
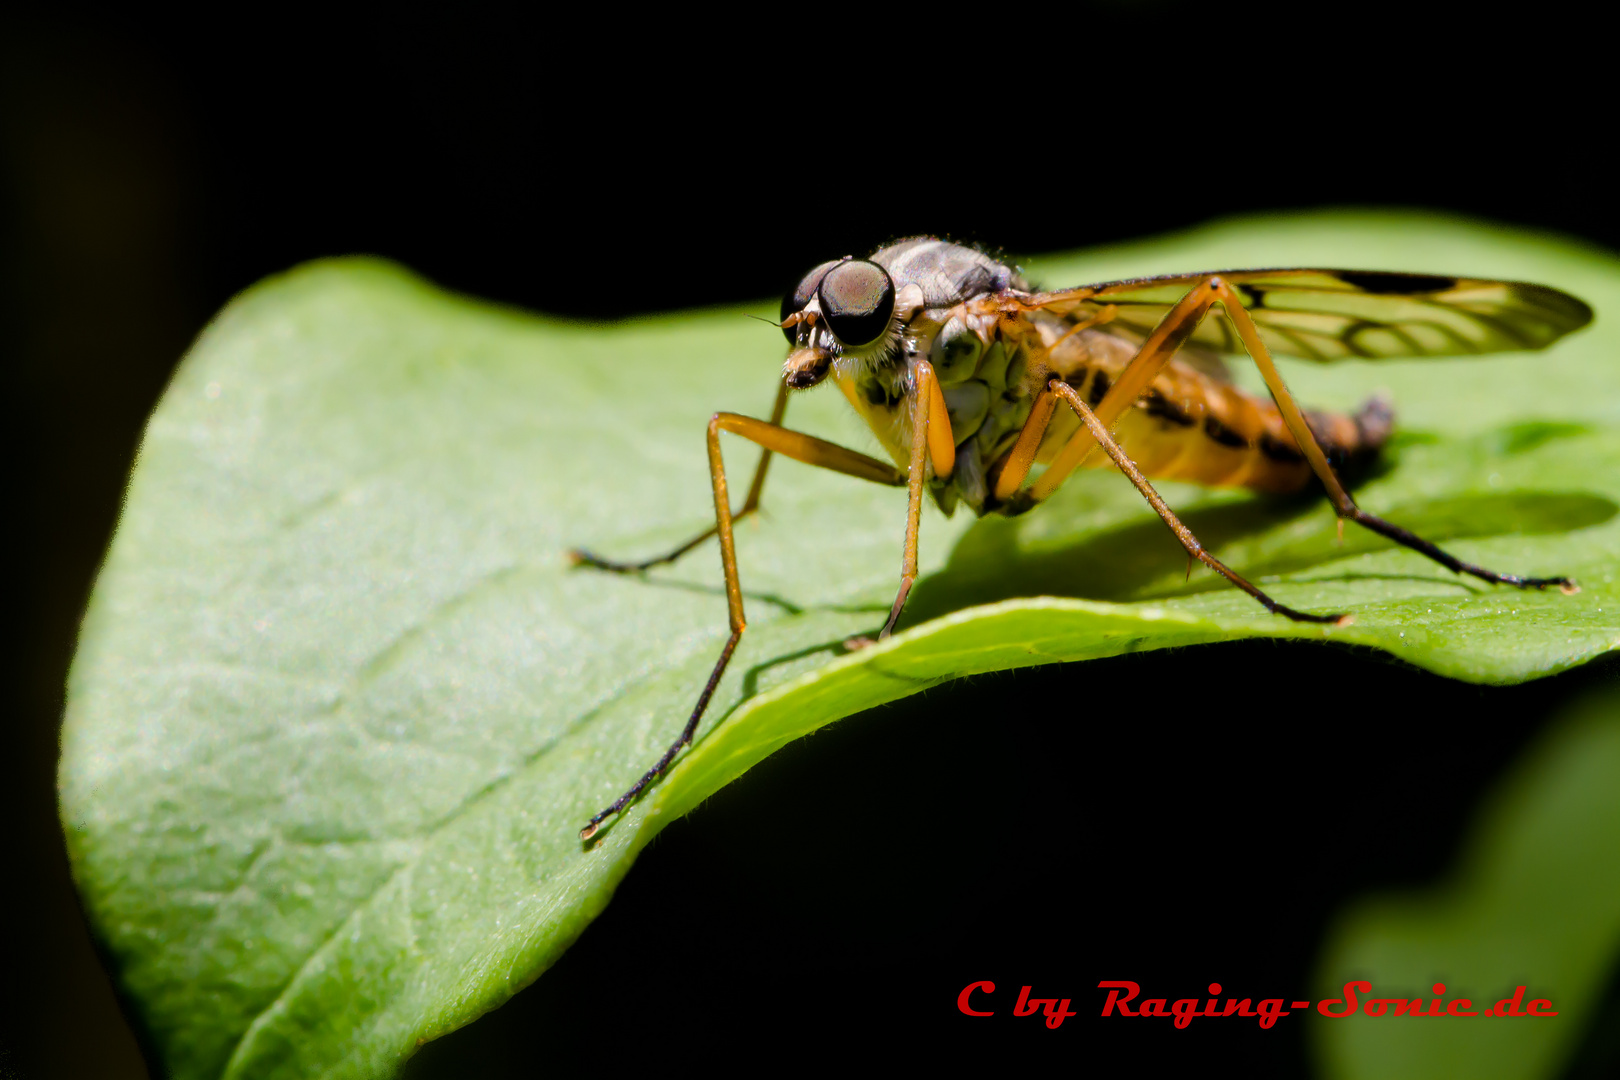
[{"left": 5, "top": 4, "right": 1618, "bottom": 1076}]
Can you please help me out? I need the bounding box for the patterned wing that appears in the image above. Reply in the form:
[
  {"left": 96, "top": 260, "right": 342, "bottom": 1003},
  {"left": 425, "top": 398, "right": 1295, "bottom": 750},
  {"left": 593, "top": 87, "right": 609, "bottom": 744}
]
[{"left": 1012, "top": 269, "right": 1593, "bottom": 361}]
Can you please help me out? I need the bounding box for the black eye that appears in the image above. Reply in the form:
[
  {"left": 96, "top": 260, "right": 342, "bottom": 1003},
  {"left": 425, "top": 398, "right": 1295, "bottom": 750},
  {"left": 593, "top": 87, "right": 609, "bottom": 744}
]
[
  {"left": 817, "top": 260, "right": 894, "bottom": 347},
  {"left": 780, "top": 260, "right": 840, "bottom": 345}
]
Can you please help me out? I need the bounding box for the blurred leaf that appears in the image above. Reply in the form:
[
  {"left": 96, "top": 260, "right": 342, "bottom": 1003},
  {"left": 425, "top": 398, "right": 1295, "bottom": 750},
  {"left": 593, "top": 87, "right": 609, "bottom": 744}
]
[
  {"left": 1310, "top": 681, "right": 1620, "bottom": 1079},
  {"left": 59, "top": 213, "right": 1620, "bottom": 1078}
]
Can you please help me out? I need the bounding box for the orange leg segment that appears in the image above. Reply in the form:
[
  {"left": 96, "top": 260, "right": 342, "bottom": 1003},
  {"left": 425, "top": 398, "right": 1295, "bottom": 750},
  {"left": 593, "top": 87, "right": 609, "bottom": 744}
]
[
  {"left": 1047, "top": 380, "right": 1346, "bottom": 623},
  {"left": 878, "top": 358, "right": 954, "bottom": 640},
  {"left": 1211, "top": 284, "right": 1575, "bottom": 592},
  {"left": 570, "top": 383, "right": 793, "bottom": 573},
  {"left": 578, "top": 397, "right": 910, "bottom": 840},
  {"left": 994, "top": 378, "right": 1346, "bottom": 624}
]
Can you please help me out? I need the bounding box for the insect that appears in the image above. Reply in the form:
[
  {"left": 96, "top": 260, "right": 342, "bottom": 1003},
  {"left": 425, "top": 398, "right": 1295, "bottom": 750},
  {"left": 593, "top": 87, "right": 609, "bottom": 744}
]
[{"left": 572, "top": 237, "right": 1592, "bottom": 840}]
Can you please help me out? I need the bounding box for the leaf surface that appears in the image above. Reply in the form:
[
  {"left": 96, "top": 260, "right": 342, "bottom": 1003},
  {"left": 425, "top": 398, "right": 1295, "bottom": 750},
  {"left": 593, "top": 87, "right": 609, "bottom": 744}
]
[{"left": 60, "top": 213, "right": 1620, "bottom": 1077}]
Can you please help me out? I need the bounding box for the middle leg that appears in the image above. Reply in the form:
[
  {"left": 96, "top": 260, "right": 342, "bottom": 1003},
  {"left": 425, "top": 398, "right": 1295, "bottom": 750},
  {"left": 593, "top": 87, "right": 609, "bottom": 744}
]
[{"left": 995, "top": 378, "right": 1347, "bottom": 624}]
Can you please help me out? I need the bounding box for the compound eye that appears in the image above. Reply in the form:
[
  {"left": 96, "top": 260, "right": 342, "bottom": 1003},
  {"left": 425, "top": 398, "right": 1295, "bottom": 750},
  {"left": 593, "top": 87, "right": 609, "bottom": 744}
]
[
  {"left": 780, "top": 260, "right": 840, "bottom": 344},
  {"left": 817, "top": 260, "right": 895, "bottom": 347}
]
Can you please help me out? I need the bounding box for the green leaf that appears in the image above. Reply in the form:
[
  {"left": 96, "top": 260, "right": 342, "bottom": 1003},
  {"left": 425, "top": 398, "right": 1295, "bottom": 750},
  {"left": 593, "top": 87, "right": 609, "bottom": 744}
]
[
  {"left": 1309, "top": 679, "right": 1620, "bottom": 1079},
  {"left": 59, "top": 212, "right": 1620, "bottom": 1078}
]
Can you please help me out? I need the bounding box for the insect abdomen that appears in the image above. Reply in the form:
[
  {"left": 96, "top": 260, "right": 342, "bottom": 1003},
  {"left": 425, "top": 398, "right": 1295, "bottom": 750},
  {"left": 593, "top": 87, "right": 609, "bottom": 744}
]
[{"left": 1039, "top": 361, "right": 1393, "bottom": 494}]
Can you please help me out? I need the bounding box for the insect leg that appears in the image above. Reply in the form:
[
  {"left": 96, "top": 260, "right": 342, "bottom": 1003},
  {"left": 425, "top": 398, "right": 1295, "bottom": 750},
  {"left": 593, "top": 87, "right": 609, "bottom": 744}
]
[
  {"left": 580, "top": 412, "right": 907, "bottom": 840},
  {"left": 987, "top": 386, "right": 1060, "bottom": 503},
  {"left": 570, "top": 382, "right": 791, "bottom": 572},
  {"left": 879, "top": 359, "right": 954, "bottom": 639},
  {"left": 1044, "top": 379, "right": 1345, "bottom": 624},
  {"left": 1021, "top": 282, "right": 1221, "bottom": 503},
  {"left": 1206, "top": 279, "right": 1578, "bottom": 593}
]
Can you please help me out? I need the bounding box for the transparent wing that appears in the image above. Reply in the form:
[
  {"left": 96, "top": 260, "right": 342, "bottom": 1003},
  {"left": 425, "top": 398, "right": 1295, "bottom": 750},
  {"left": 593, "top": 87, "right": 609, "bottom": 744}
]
[{"left": 1008, "top": 269, "right": 1594, "bottom": 361}]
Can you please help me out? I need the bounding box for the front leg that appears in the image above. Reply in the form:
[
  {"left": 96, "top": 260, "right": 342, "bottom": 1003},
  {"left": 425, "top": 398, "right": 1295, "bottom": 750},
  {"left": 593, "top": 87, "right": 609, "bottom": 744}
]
[
  {"left": 878, "top": 358, "right": 954, "bottom": 639},
  {"left": 580, "top": 410, "right": 907, "bottom": 840},
  {"left": 570, "top": 383, "right": 790, "bottom": 572}
]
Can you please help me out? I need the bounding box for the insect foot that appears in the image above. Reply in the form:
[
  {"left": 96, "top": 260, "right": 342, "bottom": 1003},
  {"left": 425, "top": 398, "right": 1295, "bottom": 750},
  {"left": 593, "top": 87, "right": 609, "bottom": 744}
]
[{"left": 567, "top": 548, "right": 642, "bottom": 572}]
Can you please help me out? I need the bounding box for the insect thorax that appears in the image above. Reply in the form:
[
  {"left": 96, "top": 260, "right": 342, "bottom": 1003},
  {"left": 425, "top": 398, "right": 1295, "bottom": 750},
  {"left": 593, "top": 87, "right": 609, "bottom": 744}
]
[{"left": 844, "top": 239, "right": 1047, "bottom": 517}]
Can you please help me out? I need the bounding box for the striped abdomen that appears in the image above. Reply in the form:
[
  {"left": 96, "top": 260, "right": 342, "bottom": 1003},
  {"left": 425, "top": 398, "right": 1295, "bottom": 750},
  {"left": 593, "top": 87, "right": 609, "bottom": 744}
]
[{"left": 1034, "top": 329, "right": 1393, "bottom": 495}]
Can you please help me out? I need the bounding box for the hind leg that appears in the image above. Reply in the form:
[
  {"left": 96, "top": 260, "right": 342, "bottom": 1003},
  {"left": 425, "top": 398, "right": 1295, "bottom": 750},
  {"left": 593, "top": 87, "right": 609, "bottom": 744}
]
[
  {"left": 1206, "top": 279, "right": 1576, "bottom": 592},
  {"left": 1002, "top": 275, "right": 1575, "bottom": 593}
]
